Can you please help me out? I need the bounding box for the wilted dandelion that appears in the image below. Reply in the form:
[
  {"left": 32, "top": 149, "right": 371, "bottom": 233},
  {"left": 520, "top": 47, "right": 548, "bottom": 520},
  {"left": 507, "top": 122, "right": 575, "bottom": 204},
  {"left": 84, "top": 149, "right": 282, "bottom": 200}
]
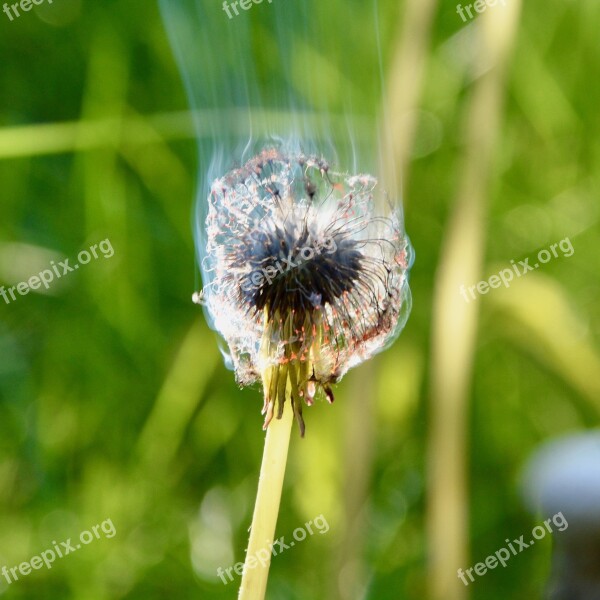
[
  {"left": 196, "top": 148, "right": 413, "bottom": 435},
  {"left": 160, "top": 0, "right": 413, "bottom": 596}
]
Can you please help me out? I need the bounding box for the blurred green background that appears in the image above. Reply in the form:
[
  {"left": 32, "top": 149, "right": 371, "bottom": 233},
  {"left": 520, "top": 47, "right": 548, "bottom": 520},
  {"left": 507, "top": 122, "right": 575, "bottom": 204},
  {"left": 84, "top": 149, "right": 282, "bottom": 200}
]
[{"left": 1, "top": 0, "right": 599, "bottom": 599}]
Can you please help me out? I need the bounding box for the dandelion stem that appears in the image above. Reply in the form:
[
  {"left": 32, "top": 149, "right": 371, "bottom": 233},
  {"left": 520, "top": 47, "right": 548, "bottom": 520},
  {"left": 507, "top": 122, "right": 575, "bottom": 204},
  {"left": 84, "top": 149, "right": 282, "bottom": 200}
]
[{"left": 238, "top": 395, "right": 294, "bottom": 600}]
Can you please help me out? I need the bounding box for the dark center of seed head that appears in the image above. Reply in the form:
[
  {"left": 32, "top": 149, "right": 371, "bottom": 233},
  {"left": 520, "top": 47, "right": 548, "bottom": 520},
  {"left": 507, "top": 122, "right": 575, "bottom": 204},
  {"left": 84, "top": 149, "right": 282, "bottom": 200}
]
[{"left": 241, "top": 228, "right": 363, "bottom": 316}]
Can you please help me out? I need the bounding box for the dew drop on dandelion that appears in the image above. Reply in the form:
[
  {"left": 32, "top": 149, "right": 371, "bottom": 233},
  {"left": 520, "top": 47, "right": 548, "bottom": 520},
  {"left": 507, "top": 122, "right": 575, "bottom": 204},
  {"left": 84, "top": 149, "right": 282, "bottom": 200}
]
[{"left": 159, "top": 0, "right": 414, "bottom": 433}]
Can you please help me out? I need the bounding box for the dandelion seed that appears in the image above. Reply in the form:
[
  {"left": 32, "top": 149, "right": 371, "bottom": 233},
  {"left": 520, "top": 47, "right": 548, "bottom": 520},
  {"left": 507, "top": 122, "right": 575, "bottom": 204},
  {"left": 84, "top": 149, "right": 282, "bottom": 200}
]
[{"left": 199, "top": 148, "right": 413, "bottom": 435}]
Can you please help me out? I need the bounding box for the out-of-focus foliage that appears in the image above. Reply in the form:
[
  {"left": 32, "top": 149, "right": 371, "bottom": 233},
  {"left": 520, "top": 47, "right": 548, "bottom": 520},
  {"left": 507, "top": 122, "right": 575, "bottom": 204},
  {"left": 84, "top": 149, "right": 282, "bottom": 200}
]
[{"left": 0, "top": 1, "right": 599, "bottom": 599}]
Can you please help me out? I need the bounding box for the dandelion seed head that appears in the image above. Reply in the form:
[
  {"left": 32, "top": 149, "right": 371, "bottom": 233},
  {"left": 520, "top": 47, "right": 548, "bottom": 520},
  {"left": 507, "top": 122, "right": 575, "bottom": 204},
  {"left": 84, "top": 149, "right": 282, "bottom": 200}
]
[{"left": 200, "top": 148, "right": 413, "bottom": 433}]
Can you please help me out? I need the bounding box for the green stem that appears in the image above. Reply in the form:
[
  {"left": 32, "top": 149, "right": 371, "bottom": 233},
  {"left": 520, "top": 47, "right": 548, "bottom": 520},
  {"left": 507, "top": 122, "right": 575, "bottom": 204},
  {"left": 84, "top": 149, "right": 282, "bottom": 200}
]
[{"left": 238, "top": 398, "right": 294, "bottom": 600}]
